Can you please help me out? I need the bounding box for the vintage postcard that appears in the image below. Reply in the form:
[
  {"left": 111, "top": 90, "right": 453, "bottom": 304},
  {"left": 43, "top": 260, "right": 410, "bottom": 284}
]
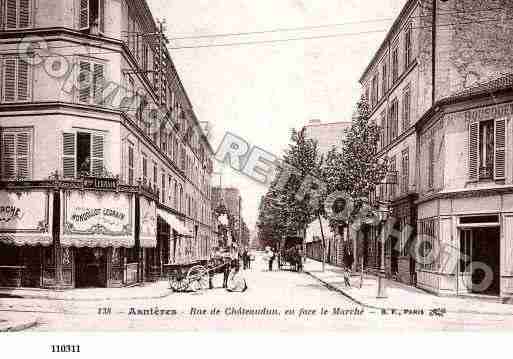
[{"left": 1, "top": 0, "right": 513, "bottom": 340}]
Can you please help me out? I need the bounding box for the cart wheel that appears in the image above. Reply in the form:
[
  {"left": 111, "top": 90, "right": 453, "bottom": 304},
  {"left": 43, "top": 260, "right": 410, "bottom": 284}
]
[{"left": 187, "top": 265, "right": 208, "bottom": 292}]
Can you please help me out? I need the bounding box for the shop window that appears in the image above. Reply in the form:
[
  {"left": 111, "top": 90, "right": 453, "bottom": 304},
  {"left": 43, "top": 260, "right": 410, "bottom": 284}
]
[
  {"left": 79, "top": 0, "right": 105, "bottom": 34},
  {"left": 3, "top": 0, "right": 32, "bottom": 30},
  {"left": 62, "top": 131, "right": 104, "bottom": 178},
  {"left": 1, "top": 128, "right": 32, "bottom": 180},
  {"left": 2, "top": 56, "right": 30, "bottom": 102},
  {"left": 468, "top": 119, "right": 505, "bottom": 181}
]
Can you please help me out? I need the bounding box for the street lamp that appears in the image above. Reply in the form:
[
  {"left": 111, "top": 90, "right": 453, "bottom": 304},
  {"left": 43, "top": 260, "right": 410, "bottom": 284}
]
[{"left": 374, "top": 170, "right": 397, "bottom": 299}]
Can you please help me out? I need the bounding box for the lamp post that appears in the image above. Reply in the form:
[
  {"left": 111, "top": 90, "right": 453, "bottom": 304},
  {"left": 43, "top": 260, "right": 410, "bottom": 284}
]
[{"left": 374, "top": 170, "right": 397, "bottom": 299}]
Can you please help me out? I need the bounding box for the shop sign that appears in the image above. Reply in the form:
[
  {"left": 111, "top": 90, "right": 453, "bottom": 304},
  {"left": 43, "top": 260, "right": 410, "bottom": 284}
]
[
  {"left": 0, "top": 191, "right": 50, "bottom": 232},
  {"left": 63, "top": 191, "right": 133, "bottom": 236}
]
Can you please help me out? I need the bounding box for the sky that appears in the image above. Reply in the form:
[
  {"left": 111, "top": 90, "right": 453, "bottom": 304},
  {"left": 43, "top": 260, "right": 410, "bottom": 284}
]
[{"left": 146, "top": 0, "right": 408, "bottom": 233}]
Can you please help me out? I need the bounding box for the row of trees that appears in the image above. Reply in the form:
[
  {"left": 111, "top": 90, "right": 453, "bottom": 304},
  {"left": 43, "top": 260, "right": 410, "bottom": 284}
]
[{"left": 256, "top": 98, "right": 388, "bottom": 269}]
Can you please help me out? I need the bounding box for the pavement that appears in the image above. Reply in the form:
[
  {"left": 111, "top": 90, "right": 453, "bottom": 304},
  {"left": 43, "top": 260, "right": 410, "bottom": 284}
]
[
  {"left": 303, "top": 258, "right": 513, "bottom": 316},
  {"left": 0, "top": 313, "right": 39, "bottom": 332},
  {"left": 0, "top": 280, "right": 172, "bottom": 301}
]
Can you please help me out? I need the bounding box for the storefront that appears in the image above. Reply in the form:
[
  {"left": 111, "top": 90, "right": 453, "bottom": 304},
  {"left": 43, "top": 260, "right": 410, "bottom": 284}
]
[
  {"left": 0, "top": 188, "right": 54, "bottom": 288},
  {"left": 59, "top": 189, "right": 136, "bottom": 288}
]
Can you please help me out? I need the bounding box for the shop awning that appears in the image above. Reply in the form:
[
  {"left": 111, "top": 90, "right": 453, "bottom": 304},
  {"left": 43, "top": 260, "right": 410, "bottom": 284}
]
[
  {"left": 140, "top": 236, "right": 157, "bottom": 248},
  {"left": 60, "top": 235, "right": 135, "bottom": 248},
  {"left": 0, "top": 233, "right": 53, "bottom": 247},
  {"left": 157, "top": 209, "right": 190, "bottom": 236}
]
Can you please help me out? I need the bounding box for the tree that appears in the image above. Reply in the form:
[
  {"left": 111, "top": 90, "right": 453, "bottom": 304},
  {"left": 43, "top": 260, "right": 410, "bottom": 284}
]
[{"left": 321, "top": 97, "right": 388, "bottom": 271}]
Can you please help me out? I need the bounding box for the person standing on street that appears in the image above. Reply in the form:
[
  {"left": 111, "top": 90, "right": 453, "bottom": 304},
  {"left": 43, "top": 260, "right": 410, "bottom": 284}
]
[{"left": 269, "top": 247, "right": 275, "bottom": 271}]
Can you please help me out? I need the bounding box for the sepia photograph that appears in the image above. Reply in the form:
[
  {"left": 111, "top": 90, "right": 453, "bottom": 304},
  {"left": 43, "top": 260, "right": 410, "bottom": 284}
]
[{"left": 1, "top": 0, "right": 513, "bottom": 345}]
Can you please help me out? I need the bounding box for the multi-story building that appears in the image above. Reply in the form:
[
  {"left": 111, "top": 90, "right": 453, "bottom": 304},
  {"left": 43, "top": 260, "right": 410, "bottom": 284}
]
[
  {"left": 360, "top": 0, "right": 513, "bottom": 298},
  {"left": 0, "top": 0, "right": 214, "bottom": 289},
  {"left": 302, "top": 119, "right": 352, "bottom": 267},
  {"left": 212, "top": 186, "right": 243, "bottom": 244}
]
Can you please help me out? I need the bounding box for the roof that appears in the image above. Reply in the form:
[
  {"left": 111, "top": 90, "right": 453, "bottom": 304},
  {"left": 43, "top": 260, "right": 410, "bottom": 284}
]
[{"left": 444, "top": 73, "right": 513, "bottom": 103}]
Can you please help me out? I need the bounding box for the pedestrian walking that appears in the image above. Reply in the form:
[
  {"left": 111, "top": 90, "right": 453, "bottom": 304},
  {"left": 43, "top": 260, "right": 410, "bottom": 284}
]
[
  {"left": 269, "top": 247, "right": 275, "bottom": 271},
  {"left": 343, "top": 267, "right": 351, "bottom": 288}
]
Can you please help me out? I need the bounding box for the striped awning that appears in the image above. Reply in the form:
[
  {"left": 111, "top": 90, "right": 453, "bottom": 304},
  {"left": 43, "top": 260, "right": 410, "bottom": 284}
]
[
  {"left": 157, "top": 209, "right": 191, "bottom": 236},
  {"left": 0, "top": 233, "right": 53, "bottom": 247},
  {"left": 60, "top": 235, "right": 135, "bottom": 248}
]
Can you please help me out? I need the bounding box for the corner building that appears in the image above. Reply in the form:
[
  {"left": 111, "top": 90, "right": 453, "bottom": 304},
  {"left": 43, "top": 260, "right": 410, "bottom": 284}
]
[
  {"left": 360, "top": 0, "right": 513, "bottom": 298},
  {"left": 0, "top": 0, "right": 215, "bottom": 289}
]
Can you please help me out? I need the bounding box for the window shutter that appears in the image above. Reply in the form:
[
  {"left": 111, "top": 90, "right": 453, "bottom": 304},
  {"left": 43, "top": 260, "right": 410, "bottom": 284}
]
[
  {"left": 62, "top": 132, "right": 76, "bottom": 178},
  {"left": 91, "top": 134, "right": 104, "bottom": 176},
  {"left": 17, "top": 59, "right": 29, "bottom": 101},
  {"left": 2, "top": 132, "right": 16, "bottom": 179},
  {"left": 3, "top": 58, "right": 16, "bottom": 102},
  {"left": 6, "top": 0, "right": 17, "bottom": 29},
  {"left": 18, "top": 0, "right": 30, "bottom": 28},
  {"left": 98, "top": 0, "right": 105, "bottom": 33},
  {"left": 78, "top": 61, "right": 91, "bottom": 103},
  {"left": 494, "top": 118, "right": 506, "bottom": 180},
  {"left": 468, "top": 122, "right": 479, "bottom": 181},
  {"left": 128, "top": 145, "right": 134, "bottom": 185},
  {"left": 92, "top": 63, "right": 104, "bottom": 104},
  {"left": 79, "top": 0, "right": 90, "bottom": 30},
  {"left": 16, "top": 132, "right": 29, "bottom": 178}
]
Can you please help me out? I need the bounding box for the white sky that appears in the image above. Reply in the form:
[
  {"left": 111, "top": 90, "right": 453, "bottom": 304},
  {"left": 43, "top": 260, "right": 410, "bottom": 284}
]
[{"left": 147, "top": 0, "right": 407, "bottom": 232}]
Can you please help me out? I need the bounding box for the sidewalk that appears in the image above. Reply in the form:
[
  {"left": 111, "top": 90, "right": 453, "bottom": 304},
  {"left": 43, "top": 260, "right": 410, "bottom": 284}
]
[
  {"left": 0, "top": 313, "right": 39, "bottom": 332},
  {"left": 304, "top": 259, "right": 513, "bottom": 316},
  {"left": 0, "top": 281, "right": 172, "bottom": 301}
]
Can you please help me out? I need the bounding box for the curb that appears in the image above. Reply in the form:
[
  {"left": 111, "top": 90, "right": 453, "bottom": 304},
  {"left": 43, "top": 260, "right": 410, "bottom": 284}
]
[
  {"left": 0, "top": 318, "right": 38, "bottom": 332},
  {"left": 0, "top": 289, "right": 174, "bottom": 302},
  {"left": 305, "top": 270, "right": 513, "bottom": 317}
]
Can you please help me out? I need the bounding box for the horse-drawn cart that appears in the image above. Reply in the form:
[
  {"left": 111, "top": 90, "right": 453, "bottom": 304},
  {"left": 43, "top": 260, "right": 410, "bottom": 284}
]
[
  {"left": 278, "top": 236, "right": 303, "bottom": 271},
  {"left": 164, "top": 257, "right": 231, "bottom": 292}
]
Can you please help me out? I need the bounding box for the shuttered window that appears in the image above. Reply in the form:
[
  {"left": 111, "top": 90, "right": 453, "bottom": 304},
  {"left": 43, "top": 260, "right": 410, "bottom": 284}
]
[
  {"left": 77, "top": 59, "right": 104, "bottom": 104},
  {"left": 2, "top": 57, "right": 30, "bottom": 102},
  {"left": 494, "top": 118, "right": 506, "bottom": 180},
  {"left": 468, "top": 122, "right": 479, "bottom": 181},
  {"left": 428, "top": 139, "right": 434, "bottom": 189},
  {"left": 79, "top": 0, "right": 90, "bottom": 30},
  {"left": 62, "top": 131, "right": 105, "bottom": 178},
  {"left": 142, "top": 153, "right": 148, "bottom": 184},
  {"left": 128, "top": 144, "right": 134, "bottom": 185},
  {"left": 4, "top": 0, "right": 31, "bottom": 30},
  {"left": 401, "top": 148, "right": 409, "bottom": 194},
  {"left": 79, "top": 0, "right": 104, "bottom": 33},
  {"left": 1, "top": 128, "right": 31, "bottom": 180},
  {"left": 402, "top": 85, "right": 411, "bottom": 131}
]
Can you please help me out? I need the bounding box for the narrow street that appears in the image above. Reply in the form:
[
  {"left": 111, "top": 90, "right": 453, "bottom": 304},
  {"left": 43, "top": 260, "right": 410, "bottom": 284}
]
[{"left": 1, "top": 253, "right": 512, "bottom": 331}]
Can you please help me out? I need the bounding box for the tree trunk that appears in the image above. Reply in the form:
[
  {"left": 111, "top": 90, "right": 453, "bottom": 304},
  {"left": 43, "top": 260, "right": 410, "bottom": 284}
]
[{"left": 318, "top": 213, "right": 326, "bottom": 272}]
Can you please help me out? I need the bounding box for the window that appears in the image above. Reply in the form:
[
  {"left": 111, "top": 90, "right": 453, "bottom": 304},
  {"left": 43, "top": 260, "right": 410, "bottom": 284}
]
[
  {"left": 179, "top": 185, "right": 183, "bottom": 212},
  {"left": 2, "top": 57, "right": 30, "bottom": 102},
  {"left": 404, "top": 23, "right": 412, "bottom": 68},
  {"left": 77, "top": 59, "right": 105, "bottom": 104},
  {"left": 168, "top": 175, "right": 173, "bottom": 204},
  {"left": 174, "top": 182, "right": 178, "bottom": 209},
  {"left": 379, "top": 110, "right": 387, "bottom": 149},
  {"left": 468, "top": 119, "right": 506, "bottom": 181},
  {"left": 389, "top": 156, "right": 397, "bottom": 199},
  {"left": 389, "top": 99, "right": 399, "bottom": 141},
  {"left": 392, "top": 47, "right": 399, "bottom": 83},
  {"left": 1, "top": 128, "right": 31, "bottom": 180},
  {"left": 161, "top": 172, "right": 166, "bottom": 204},
  {"left": 80, "top": 0, "right": 105, "bottom": 34},
  {"left": 402, "top": 85, "right": 411, "bottom": 131},
  {"left": 418, "top": 218, "right": 437, "bottom": 271},
  {"left": 128, "top": 142, "right": 134, "bottom": 185},
  {"left": 401, "top": 148, "right": 409, "bottom": 194},
  {"left": 62, "top": 131, "right": 104, "bottom": 178},
  {"left": 153, "top": 162, "right": 157, "bottom": 192},
  {"left": 371, "top": 74, "right": 379, "bottom": 108},
  {"left": 142, "top": 153, "right": 148, "bottom": 184},
  {"left": 381, "top": 61, "right": 388, "bottom": 96},
  {"left": 427, "top": 139, "right": 434, "bottom": 189},
  {"left": 3, "top": 0, "right": 31, "bottom": 30}
]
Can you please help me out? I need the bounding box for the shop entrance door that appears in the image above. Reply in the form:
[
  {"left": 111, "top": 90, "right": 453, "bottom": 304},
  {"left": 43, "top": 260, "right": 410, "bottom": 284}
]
[
  {"left": 459, "top": 228, "right": 500, "bottom": 296},
  {"left": 75, "top": 248, "right": 107, "bottom": 288}
]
